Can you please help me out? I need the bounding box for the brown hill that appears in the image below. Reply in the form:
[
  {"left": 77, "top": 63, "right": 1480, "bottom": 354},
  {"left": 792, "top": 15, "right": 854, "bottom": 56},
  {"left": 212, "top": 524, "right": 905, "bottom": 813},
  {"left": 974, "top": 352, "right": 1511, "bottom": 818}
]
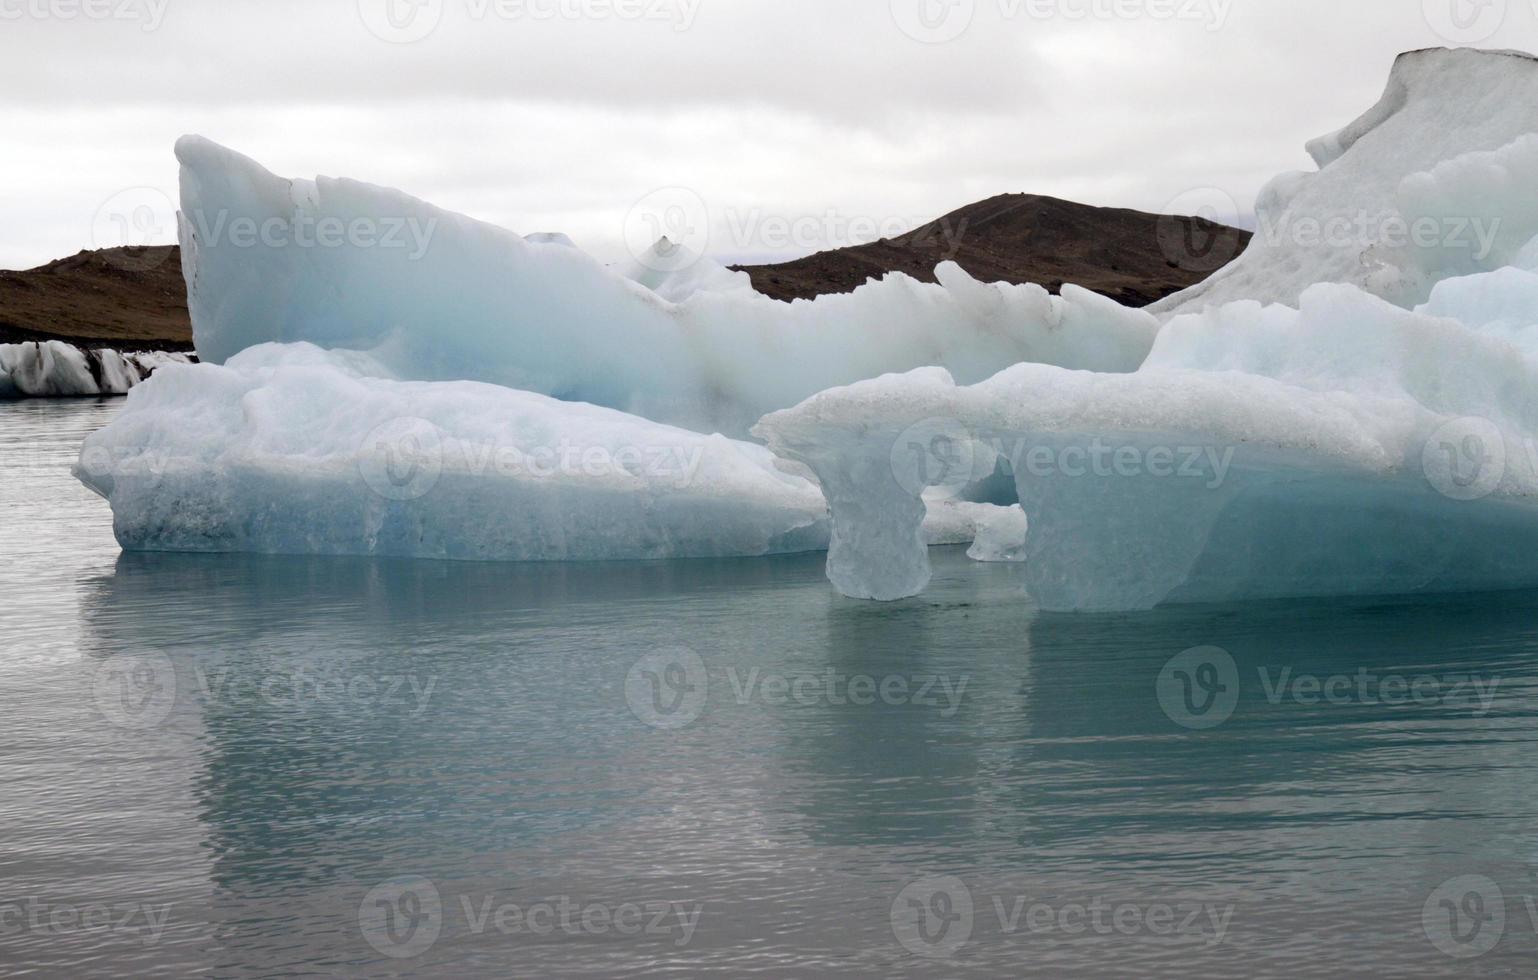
[
  {"left": 732, "top": 194, "right": 1250, "bottom": 307},
  {"left": 0, "top": 246, "right": 193, "bottom": 351}
]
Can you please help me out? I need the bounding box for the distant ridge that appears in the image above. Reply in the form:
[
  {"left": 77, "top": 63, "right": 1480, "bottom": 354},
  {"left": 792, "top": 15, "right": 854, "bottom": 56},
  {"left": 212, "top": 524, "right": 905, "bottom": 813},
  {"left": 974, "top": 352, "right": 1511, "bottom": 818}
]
[
  {"left": 733, "top": 193, "right": 1251, "bottom": 307},
  {"left": 0, "top": 246, "right": 192, "bottom": 351}
]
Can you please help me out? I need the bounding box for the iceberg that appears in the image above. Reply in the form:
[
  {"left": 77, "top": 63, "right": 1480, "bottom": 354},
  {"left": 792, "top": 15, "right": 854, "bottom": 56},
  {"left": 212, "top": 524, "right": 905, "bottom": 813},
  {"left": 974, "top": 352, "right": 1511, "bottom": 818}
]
[
  {"left": 756, "top": 48, "right": 1538, "bottom": 610},
  {"left": 174, "top": 136, "right": 1157, "bottom": 437},
  {"left": 756, "top": 261, "right": 1538, "bottom": 610},
  {"left": 1155, "top": 48, "right": 1538, "bottom": 315},
  {"left": 0, "top": 340, "right": 190, "bottom": 399},
  {"left": 77, "top": 46, "right": 1538, "bottom": 605},
  {"left": 74, "top": 343, "right": 1006, "bottom": 562}
]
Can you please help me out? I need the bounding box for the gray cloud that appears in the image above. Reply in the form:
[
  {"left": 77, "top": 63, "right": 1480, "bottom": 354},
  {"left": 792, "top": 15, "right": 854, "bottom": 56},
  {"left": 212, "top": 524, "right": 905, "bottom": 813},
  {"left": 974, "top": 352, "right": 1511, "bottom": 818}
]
[{"left": 2, "top": 0, "right": 1534, "bottom": 269}]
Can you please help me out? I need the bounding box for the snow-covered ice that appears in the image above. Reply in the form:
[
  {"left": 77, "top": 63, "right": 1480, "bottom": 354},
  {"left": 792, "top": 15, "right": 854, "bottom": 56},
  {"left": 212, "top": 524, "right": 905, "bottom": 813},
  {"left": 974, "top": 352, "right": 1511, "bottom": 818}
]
[
  {"left": 174, "top": 136, "right": 1157, "bottom": 437},
  {"left": 74, "top": 343, "right": 1008, "bottom": 561},
  {"left": 0, "top": 341, "right": 190, "bottom": 399}
]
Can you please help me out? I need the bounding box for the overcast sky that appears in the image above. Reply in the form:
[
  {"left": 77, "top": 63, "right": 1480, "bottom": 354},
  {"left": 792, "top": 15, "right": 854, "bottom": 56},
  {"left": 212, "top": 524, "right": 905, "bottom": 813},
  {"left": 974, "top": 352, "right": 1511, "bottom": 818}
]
[{"left": 1, "top": 0, "right": 1534, "bottom": 270}]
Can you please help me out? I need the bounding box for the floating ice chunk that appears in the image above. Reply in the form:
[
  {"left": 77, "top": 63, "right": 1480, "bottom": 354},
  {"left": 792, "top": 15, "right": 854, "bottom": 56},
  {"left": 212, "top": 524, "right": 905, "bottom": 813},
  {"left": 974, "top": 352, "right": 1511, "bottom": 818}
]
[
  {"left": 967, "top": 505, "right": 1028, "bottom": 563},
  {"left": 524, "top": 232, "right": 577, "bottom": 248},
  {"left": 756, "top": 272, "right": 1538, "bottom": 611},
  {"left": 1157, "top": 48, "right": 1538, "bottom": 315},
  {"left": 620, "top": 237, "right": 755, "bottom": 302},
  {"left": 0, "top": 341, "right": 190, "bottom": 399},
  {"left": 174, "top": 136, "right": 1158, "bottom": 436},
  {"left": 74, "top": 343, "right": 1012, "bottom": 562}
]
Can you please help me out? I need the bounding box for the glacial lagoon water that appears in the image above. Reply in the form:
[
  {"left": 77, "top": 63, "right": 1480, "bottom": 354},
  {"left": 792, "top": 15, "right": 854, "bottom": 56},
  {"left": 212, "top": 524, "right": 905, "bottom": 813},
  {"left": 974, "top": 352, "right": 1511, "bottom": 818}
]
[{"left": 4, "top": 398, "right": 1538, "bottom": 977}]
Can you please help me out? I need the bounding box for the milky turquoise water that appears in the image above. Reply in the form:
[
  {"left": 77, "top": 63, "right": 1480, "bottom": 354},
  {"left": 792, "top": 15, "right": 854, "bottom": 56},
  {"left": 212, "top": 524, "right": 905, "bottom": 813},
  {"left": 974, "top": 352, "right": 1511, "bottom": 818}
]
[{"left": 3, "top": 398, "right": 1538, "bottom": 977}]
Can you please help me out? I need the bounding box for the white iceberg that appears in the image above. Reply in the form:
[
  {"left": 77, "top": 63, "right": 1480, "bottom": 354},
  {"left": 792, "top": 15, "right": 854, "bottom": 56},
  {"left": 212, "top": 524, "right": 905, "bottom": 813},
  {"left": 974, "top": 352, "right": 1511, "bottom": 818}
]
[
  {"left": 757, "top": 48, "right": 1538, "bottom": 610},
  {"left": 756, "top": 263, "right": 1538, "bottom": 610},
  {"left": 1156, "top": 48, "right": 1538, "bottom": 315},
  {"left": 174, "top": 136, "right": 1157, "bottom": 437},
  {"left": 0, "top": 340, "right": 190, "bottom": 399},
  {"left": 73, "top": 343, "right": 1005, "bottom": 562}
]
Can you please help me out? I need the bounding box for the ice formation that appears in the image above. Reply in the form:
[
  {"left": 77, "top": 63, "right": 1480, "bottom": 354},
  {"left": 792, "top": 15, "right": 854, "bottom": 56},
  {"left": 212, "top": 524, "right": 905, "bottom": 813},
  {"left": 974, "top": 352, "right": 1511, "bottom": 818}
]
[
  {"left": 76, "top": 47, "right": 1538, "bottom": 608},
  {"left": 74, "top": 343, "right": 1004, "bottom": 561},
  {"left": 758, "top": 251, "right": 1538, "bottom": 609},
  {"left": 966, "top": 505, "right": 1028, "bottom": 564},
  {"left": 1156, "top": 48, "right": 1538, "bottom": 315},
  {"left": 0, "top": 341, "right": 190, "bottom": 399},
  {"left": 619, "top": 237, "right": 757, "bottom": 303},
  {"left": 174, "top": 136, "right": 1157, "bottom": 437},
  {"left": 757, "top": 48, "right": 1538, "bottom": 610}
]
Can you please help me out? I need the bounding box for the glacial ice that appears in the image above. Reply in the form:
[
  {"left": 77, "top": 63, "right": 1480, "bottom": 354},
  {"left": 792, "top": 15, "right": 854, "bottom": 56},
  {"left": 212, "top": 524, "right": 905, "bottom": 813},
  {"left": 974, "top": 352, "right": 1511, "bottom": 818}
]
[
  {"left": 966, "top": 505, "right": 1029, "bottom": 564},
  {"left": 73, "top": 343, "right": 1007, "bottom": 561},
  {"left": 174, "top": 136, "right": 1158, "bottom": 437},
  {"left": 756, "top": 48, "right": 1538, "bottom": 610},
  {"left": 0, "top": 341, "right": 190, "bottom": 399},
  {"left": 76, "top": 46, "right": 1538, "bottom": 607},
  {"left": 757, "top": 264, "right": 1538, "bottom": 610},
  {"left": 1155, "top": 48, "right": 1538, "bottom": 315}
]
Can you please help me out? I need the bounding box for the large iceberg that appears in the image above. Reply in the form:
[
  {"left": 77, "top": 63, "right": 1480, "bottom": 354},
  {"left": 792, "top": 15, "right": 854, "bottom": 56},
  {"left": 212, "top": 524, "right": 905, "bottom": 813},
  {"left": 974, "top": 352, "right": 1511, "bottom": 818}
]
[
  {"left": 174, "top": 136, "right": 1157, "bottom": 437},
  {"left": 77, "top": 46, "right": 1538, "bottom": 608},
  {"left": 756, "top": 48, "right": 1538, "bottom": 611},
  {"left": 74, "top": 343, "right": 1002, "bottom": 561}
]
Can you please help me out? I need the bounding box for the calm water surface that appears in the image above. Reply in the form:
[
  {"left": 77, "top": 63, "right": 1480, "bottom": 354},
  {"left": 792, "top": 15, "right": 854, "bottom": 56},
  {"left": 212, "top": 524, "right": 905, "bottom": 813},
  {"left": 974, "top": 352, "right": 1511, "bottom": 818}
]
[{"left": 3, "top": 399, "right": 1538, "bottom": 977}]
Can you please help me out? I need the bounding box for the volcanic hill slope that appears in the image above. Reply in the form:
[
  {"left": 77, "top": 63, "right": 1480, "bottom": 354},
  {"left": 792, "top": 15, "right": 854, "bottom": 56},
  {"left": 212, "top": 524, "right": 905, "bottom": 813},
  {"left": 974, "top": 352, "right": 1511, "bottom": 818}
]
[
  {"left": 0, "top": 246, "right": 193, "bottom": 351},
  {"left": 733, "top": 193, "right": 1251, "bottom": 307}
]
